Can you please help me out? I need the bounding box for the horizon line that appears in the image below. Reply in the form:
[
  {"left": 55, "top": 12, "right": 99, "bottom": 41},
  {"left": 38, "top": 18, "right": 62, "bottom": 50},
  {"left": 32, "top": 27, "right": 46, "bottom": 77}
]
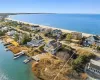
[{"left": 0, "top": 13, "right": 100, "bottom": 15}]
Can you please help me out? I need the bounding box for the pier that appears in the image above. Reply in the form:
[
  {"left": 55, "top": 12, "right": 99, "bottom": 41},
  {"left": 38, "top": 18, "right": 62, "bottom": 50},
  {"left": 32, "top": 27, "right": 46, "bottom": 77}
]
[{"left": 13, "top": 51, "right": 25, "bottom": 60}]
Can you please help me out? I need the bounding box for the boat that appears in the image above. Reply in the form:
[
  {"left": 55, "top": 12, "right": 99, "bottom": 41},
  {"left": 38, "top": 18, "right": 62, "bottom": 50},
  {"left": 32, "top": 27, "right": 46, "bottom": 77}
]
[
  {"left": 14, "top": 51, "right": 25, "bottom": 57},
  {"left": 23, "top": 57, "right": 32, "bottom": 64},
  {"left": 23, "top": 59, "right": 30, "bottom": 64},
  {"left": 13, "top": 52, "right": 25, "bottom": 59},
  {"left": 13, "top": 55, "right": 20, "bottom": 60}
]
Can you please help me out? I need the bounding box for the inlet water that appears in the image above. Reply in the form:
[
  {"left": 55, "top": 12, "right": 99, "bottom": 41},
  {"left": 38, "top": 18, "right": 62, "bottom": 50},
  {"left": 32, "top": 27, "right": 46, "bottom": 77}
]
[{"left": 0, "top": 42, "right": 35, "bottom": 80}]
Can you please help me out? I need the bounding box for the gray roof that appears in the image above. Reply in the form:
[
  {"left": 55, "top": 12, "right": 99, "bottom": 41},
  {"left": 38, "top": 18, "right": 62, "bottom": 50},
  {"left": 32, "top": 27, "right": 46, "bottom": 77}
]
[
  {"left": 93, "top": 36, "right": 100, "bottom": 41},
  {"left": 86, "top": 69, "right": 100, "bottom": 79},
  {"left": 85, "top": 59, "right": 100, "bottom": 79},
  {"left": 89, "top": 63, "right": 100, "bottom": 71},
  {"left": 48, "top": 40, "right": 62, "bottom": 48},
  {"left": 35, "top": 35, "right": 43, "bottom": 40},
  {"left": 32, "top": 25, "right": 39, "bottom": 28},
  {"left": 52, "top": 29, "right": 62, "bottom": 34}
]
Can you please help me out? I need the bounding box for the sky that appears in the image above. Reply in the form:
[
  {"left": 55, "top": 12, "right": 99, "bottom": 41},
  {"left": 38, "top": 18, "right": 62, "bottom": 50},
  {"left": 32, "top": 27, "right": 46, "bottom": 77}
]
[{"left": 0, "top": 0, "right": 100, "bottom": 14}]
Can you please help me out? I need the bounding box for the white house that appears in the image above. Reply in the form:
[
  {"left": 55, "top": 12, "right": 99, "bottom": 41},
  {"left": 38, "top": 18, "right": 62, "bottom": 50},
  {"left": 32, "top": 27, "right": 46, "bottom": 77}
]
[
  {"left": 1, "top": 27, "right": 8, "bottom": 31},
  {"left": 31, "top": 25, "right": 40, "bottom": 31},
  {"left": 85, "top": 59, "right": 100, "bottom": 80}
]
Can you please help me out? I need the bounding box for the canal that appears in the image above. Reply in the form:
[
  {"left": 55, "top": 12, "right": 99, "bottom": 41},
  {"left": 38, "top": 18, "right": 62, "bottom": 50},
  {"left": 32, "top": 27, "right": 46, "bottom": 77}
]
[{"left": 0, "top": 41, "right": 35, "bottom": 80}]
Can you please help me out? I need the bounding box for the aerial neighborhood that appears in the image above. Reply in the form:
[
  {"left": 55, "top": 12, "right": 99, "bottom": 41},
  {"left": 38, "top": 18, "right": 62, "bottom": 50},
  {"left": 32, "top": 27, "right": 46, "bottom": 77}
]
[{"left": 0, "top": 18, "right": 100, "bottom": 80}]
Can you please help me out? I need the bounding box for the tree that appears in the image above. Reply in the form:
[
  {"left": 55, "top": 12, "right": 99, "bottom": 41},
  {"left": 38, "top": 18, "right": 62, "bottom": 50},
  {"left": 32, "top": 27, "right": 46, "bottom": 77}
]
[
  {"left": 72, "top": 53, "right": 95, "bottom": 72},
  {"left": 0, "top": 31, "right": 6, "bottom": 36},
  {"left": 66, "top": 33, "right": 72, "bottom": 42},
  {"left": 21, "top": 34, "right": 31, "bottom": 45},
  {"left": 39, "top": 44, "right": 45, "bottom": 51},
  {"left": 96, "top": 46, "right": 100, "bottom": 51},
  {"left": 14, "top": 34, "right": 19, "bottom": 41}
]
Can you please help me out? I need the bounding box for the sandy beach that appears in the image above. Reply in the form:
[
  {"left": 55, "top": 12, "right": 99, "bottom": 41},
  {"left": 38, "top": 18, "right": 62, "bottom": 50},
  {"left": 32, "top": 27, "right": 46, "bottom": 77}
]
[{"left": 6, "top": 18, "right": 92, "bottom": 37}]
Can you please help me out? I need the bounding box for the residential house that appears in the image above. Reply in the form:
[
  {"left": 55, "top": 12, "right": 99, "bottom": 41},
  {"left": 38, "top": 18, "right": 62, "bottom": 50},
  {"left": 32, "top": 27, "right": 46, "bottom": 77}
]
[
  {"left": 51, "top": 29, "right": 62, "bottom": 38},
  {"left": 31, "top": 25, "right": 40, "bottom": 31},
  {"left": 85, "top": 59, "right": 100, "bottom": 80},
  {"left": 42, "top": 28, "right": 53, "bottom": 33},
  {"left": 71, "top": 32, "right": 82, "bottom": 40},
  {"left": 44, "top": 40, "right": 62, "bottom": 55},
  {"left": 84, "top": 36, "right": 100, "bottom": 47},
  {"left": 7, "top": 30, "right": 16, "bottom": 36},
  {"left": 1, "top": 27, "right": 8, "bottom": 31},
  {"left": 27, "top": 34, "right": 43, "bottom": 47}
]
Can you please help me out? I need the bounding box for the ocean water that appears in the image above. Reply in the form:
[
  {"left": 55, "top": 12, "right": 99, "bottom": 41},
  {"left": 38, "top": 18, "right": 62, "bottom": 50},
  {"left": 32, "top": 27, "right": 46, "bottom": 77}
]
[
  {"left": 10, "top": 14, "right": 100, "bottom": 35},
  {"left": 0, "top": 42, "right": 35, "bottom": 80}
]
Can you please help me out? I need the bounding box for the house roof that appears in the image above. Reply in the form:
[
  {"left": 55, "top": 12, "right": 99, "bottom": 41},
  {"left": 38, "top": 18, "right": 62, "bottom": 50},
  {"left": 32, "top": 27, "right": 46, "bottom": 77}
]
[
  {"left": 31, "top": 39, "right": 41, "bottom": 44},
  {"left": 85, "top": 59, "right": 100, "bottom": 79},
  {"left": 90, "top": 59, "right": 100, "bottom": 68},
  {"left": 52, "top": 29, "right": 62, "bottom": 34},
  {"left": 32, "top": 34, "right": 43, "bottom": 40},
  {"left": 48, "top": 40, "right": 62, "bottom": 48},
  {"left": 35, "top": 35, "right": 43, "bottom": 40},
  {"left": 93, "top": 36, "right": 100, "bottom": 41},
  {"left": 86, "top": 69, "right": 100, "bottom": 79},
  {"left": 89, "top": 63, "right": 100, "bottom": 71},
  {"left": 32, "top": 25, "right": 40, "bottom": 28}
]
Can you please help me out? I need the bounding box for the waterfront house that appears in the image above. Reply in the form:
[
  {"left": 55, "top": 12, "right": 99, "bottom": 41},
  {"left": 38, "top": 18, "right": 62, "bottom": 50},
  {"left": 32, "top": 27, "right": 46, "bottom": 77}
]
[
  {"left": 51, "top": 29, "right": 62, "bottom": 38},
  {"left": 85, "top": 59, "right": 100, "bottom": 80},
  {"left": 84, "top": 36, "right": 100, "bottom": 47},
  {"left": 44, "top": 40, "right": 62, "bottom": 55},
  {"left": 43, "top": 28, "right": 53, "bottom": 35},
  {"left": 27, "top": 34, "right": 43, "bottom": 47},
  {"left": 71, "top": 32, "right": 82, "bottom": 40},
  {"left": 31, "top": 25, "right": 40, "bottom": 31}
]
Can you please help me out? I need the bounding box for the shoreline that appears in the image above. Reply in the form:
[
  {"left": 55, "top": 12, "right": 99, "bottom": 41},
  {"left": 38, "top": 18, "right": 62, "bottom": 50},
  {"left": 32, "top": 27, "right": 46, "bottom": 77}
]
[{"left": 6, "top": 18, "right": 92, "bottom": 37}]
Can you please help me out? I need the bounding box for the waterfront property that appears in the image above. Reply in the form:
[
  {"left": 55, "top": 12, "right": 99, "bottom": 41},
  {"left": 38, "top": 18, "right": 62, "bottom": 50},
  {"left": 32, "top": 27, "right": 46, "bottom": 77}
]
[
  {"left": 51, "top": 29, "right": 62, "bottom": 39},
  {"left": 71, "top": 32, "right": 82, "bottom": 40},
  {"left": 44, "top": 40, "right": 62, "bottom": 55},
  {"left": 85, "top": 59, "right": 100, "bottom": 80},
  {"left": 31, "top": 25, "right": 40, "bottom": 31},
  {"left": 1, "top": 16, "right": 100, "bottom": 80},
  {"left": 27, "top": 34, "right": 43, "bottom": 47},
  {"left": 84, "top": 36, "right": 100, "bottom": 47}
]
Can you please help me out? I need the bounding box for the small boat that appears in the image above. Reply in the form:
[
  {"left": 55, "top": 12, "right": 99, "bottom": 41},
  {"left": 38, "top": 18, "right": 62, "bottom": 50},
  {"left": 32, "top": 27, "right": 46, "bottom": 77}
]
[
  {"left": 13, "top": 55, "right": 20, "bottom": 60},
  {"left": 23, "top": 59, "right": 30, "bottom": 64},
  {"left": 14, "top": 52, "right": 25, "bottom": 57},
  {"left": 23, "top": 57, "right": 32, "bottom": 64},
  {"left": 13, "top": 52, "right": 25, "bottom": 59}
]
